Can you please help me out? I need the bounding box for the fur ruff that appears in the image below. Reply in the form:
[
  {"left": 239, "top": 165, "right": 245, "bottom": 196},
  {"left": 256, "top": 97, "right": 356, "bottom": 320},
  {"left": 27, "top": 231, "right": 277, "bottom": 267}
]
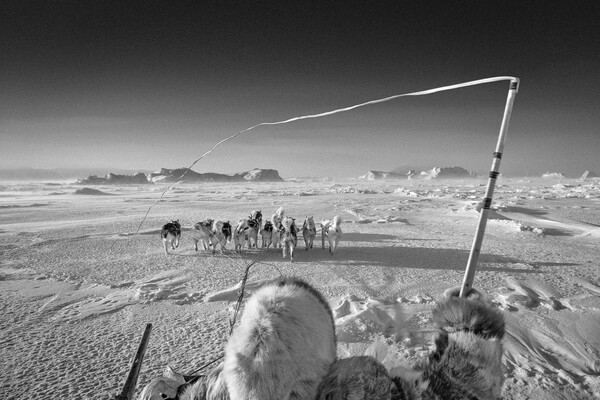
[
  {"left": 223, "top": 277, "right": 336, "bottom": 400},
  {"left": 410, "top": 288, "right": 505, "bottom": 400}
]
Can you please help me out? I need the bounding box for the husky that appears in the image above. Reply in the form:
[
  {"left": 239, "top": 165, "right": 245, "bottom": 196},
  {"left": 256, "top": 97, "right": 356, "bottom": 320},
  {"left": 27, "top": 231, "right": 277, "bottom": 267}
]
[
  {"left": 235, "top": 217, "right": 260, "bottom": 249},
  {"left": 280, "top": 216, "right": 298, "bottom": 261},
  {"left": 160, "top": 220, "right": 181, "bottom": 255},
  {"left": 210, "top": 220, "right": 229, "bottom": 254},
  {"left": 139, "top": 284, "right": 506, "bottom": 400},
  {"left": 269, "top": 208, "right": 285, "bottom": 249},
  {"left": 221, "top": 221, "right": 233, "bottom": 244},
  {"left": 320, "top": 219, "right": 331, "bottom": 250},
  {"left": 250, "top": 210, "right": 263, "bottom": 230},
  {"left": 325, "top": 215, "right": 342, "bottom": 255},
  {"left": 301, "top": 216, "right": 317, "bottom": 251},
  {"left": 271, "top": 206, "right": 285, "bottom": 230},
  {"left": 260, "top": 220, "right": 275, "bottom": 249},
  {"left": 233, "top": 226, "right": 246, "bottom": 253},
  {"left": 191, "top": 219, "right": 214, "bottom": 252}
]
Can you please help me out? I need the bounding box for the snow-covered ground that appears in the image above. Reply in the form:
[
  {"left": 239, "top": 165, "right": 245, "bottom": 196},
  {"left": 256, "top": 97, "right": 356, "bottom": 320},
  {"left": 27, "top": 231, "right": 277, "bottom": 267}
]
[{"left": 1, "top": 177, "right": 599, "bottom": 399}]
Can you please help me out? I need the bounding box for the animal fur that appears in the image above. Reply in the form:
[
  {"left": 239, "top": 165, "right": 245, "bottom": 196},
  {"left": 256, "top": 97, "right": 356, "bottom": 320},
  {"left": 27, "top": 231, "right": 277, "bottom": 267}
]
[
  {"left": 280, "top": 216, "right": 298, "bottom": 261},
  {"left": 221, "top": 221, "right": 233, "bottom": 244},
  {"left": 260, "top": 220, "right": 275, "bottom": 249},
  {"left": 250, "top": 210, "right": 263, "bottom": 230},
  {"left": 271, "top": 207, "right": 285, "bottom": 230},
  {"left": 320, "top": 219, "right": 331, "bottom": 250},
  {"left": 268, "top": 208, "right": 285, "bottom": 249},
  {"left": 160, "top": 220, "right": 181, "bottom": 255},
  {"left": 224, "top": 276, "right": 337, "bottom": 399},
  {"left": 302, "top": 216, "right": 317, "bottom": 251},
  {"left": 191, "top": 219, "right": 230, "bottom": 255},
  {"left": 413, "top": 287, "right": 506, "bottom": 400},
  {"left": 235, "top": 217, "right": 260, "bottom": 249},
  {"left": 316, "top": 356, "right": 395, "bottom": 400},
  {"left": 326, "top": 216, "right": 342, "bottom": 255},
  {"left": 191, "top": 219, "right": 215, "bottom": 252},
  {"left": 211, "top": 220, "right": 229, "bottom": 254},
  {"left": 315, "top": 287, "right": 505, "bottom": 400},
  {"left": 139, "top": 284, "right": 506, "bottom": 400},
  {"left": 233, "top": 226, "right": 246, "bottom": 254}
]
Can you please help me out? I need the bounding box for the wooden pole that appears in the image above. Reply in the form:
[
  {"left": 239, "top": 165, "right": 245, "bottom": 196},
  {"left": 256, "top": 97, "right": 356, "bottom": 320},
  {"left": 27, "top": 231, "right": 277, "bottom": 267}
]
[
  {"left": 460, "top": 79, "right": 519, "bottom": 297},
  {"left": 114, "top": 323, "right": 153, "bottom": 400}
]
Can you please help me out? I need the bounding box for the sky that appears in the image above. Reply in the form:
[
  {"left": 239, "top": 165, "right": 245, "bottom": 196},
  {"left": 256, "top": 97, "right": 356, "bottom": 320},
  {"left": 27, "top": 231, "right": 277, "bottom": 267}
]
[{"left": 1, "top": 1, "right": 599, "bottom": 179}]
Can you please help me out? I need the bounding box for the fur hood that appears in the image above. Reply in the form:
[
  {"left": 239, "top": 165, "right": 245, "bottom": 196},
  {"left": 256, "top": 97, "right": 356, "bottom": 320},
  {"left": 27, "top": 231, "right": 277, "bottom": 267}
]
[{"left": 139, "top": 280, "right": 505, "bottom": 400}]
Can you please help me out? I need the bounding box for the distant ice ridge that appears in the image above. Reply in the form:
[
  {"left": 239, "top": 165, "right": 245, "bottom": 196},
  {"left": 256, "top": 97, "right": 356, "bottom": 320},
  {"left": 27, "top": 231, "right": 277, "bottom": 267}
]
[
  {"left": 359, "top": 166, "right": 476, "bottom": 180},
  {"left": 542, "top": 171, "right": 565, "bottom": 179},
  {"left": 73, "top": 168, "right": 284, "bottom": 184}
]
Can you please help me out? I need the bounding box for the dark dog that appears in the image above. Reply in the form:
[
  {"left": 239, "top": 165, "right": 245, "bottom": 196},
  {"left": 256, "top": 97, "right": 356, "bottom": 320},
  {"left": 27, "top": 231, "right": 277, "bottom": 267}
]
[{"left": 160, "top": 220, "right": 181, "bottom": 255}]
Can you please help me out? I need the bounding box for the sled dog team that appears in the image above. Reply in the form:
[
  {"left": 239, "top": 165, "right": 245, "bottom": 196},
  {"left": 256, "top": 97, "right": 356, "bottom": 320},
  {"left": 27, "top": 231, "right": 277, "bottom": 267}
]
[
  {"left": 160, "top": 207, "right": 343, "bottom": 260},
  {"left": 139, "top": 276, "right": 506, "bottom": 400}
]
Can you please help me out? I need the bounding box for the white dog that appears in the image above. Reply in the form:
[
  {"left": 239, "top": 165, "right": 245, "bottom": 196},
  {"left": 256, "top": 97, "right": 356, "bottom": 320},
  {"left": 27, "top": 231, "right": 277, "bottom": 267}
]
[
  {"left": 235, "top": 217, "right": 260, "bottom": 249},
  {"left": 233, "top": 225, "right": 246, "bottom": 253},
  {"left": 322, "top": 215, "right": 342, "bottom": 255},
  {"left": 271, "top": 206, "right": 285, "bottom": 230}
]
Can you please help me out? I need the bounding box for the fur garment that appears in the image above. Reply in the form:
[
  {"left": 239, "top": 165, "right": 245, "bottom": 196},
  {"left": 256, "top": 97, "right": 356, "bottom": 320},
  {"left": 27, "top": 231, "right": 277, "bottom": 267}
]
[{"left": 139, "top": 282, "right": 505, "bottom": 400}]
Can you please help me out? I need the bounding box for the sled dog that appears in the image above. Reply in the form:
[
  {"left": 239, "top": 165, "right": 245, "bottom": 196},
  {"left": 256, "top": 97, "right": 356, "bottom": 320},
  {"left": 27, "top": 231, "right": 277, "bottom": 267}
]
[
  {"left": 221, "top": 221, "right": 232, "bottom": 244},
  {"left": 301, "top": 216, "right": 317, "bottom": 251},
  {"left": 235, "top": 217, "right": 260, "bottom": 249},
  {"left": 250, "top": 210, "right": 263, "bottom": 230},
  {"left": 160, "top": 220, "right": 181, "bottom": 255},
  {"left": 280, "top": 216, "right": 298, "bottom": 261},
  {"left": 191, "top": 219, "right": 214, "bottom": 252},
  {"left": 271, "top": 206, "right": 285, "bottom": 229},
  {"left": 321, "top": 216, "right": 342, "bottom": 254},
  {"left": 260, "top": 220, "right": 275, "bottom": 249},
  {"left": 210, "top": 220, "right": 229, "bottom": 254}
]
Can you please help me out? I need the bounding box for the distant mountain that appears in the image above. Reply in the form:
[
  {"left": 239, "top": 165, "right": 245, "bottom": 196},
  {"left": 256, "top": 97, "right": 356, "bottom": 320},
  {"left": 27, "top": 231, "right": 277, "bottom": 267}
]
[{"left": 148, "top": 168, "right": 284, "bottom": 183}]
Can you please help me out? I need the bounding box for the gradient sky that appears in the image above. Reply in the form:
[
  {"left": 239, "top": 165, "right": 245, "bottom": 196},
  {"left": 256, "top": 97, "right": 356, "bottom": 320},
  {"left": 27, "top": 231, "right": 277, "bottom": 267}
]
[{"left": 1, "top": 1, "right": 599, "bottom": 178}]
